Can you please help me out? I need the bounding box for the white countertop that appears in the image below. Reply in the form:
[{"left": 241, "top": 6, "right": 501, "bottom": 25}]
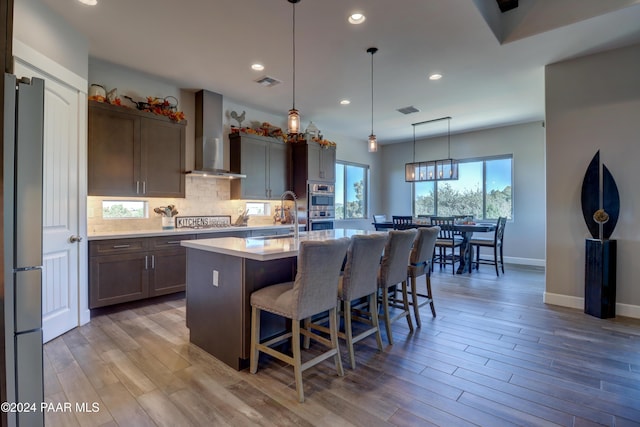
[
  {"left": 181, "top": 229, "right": 385, "bottom": 261},
  {"left": 88, "top": 224, "right": 302, "bottom": 241}
]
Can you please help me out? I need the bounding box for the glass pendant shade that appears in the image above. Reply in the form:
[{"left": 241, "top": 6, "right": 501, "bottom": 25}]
[
  {"left": 288, "top": 108, "right": 300, "bottom": 134},
  {"left": 368, "top": 134, "right": 377, "bottom": 152}
]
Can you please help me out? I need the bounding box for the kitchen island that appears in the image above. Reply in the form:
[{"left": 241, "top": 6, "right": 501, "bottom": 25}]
[{"left": 181, "top": 229, "right": 383, "bottom": 370}]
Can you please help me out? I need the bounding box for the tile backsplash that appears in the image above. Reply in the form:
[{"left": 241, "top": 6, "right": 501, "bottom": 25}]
[{"left": 87, "top": 176, "right": 290, "bottom": 233}]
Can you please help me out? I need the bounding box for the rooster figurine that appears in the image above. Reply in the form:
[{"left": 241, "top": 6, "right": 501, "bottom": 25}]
[{"left": 230, "top": 110, "right": 246, "bottom": 128}]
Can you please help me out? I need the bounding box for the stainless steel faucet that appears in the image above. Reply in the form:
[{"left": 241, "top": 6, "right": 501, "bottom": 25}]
[{"left": 280, "top": 190, "right": 299, "bottom": 239}]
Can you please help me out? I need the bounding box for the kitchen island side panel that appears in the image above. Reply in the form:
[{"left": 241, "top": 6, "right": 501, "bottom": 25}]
[{"left": 185, "top": 248, "right": 296, "bottom": 370}]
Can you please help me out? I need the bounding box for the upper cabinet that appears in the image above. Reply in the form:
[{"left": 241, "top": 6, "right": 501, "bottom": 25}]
[
  {"left": 229, "top": 133, "right": 289, "bottom": 200},
  {"left": 292, "top": 141, "right": 336, "bottom": 195},
  {"left": 88, "top": 101, "right": 186, "bottom": 197}
]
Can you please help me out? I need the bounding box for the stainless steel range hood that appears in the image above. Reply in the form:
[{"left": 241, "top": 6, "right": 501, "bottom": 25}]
[{"left": 189, "top": 89, "right": 245, "bottom": 179}]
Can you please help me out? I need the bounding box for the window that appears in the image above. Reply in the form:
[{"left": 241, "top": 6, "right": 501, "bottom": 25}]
[
  {"left": 414, "top": 156, "right": 512, "bottom": 220},
  {"left": 335, "top": 161, "right": 369, "bottom": 220},
  {"left": 102, "top": 200, "right": 147, "bottom": 219}
]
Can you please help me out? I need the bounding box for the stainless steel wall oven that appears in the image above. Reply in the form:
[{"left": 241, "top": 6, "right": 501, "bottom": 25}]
[{"left": 308, "top": 182, "right": 334, "bottom": 230}]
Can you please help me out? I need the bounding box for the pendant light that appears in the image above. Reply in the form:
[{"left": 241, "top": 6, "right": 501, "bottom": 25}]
[
  {"left": 405, "top": 116, "right": 459, "bottom": 182},
  {"left": 287, "top": 0, "right": 301, "bottom": 134},
  {"left": 367, "top": 47, "right": 378, "bottom": 152}
]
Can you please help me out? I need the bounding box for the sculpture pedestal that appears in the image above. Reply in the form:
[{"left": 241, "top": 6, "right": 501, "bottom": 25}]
[{"left": 584, "top": 239, "right": 616, "bottom": 318}]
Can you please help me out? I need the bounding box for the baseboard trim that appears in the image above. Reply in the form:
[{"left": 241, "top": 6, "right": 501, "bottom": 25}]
[
  {"left": 505, "top": 256, "right": 545, "bottom": 267},
  {"left": 544, "top": 292, "right": 640, "bottom": 319}
]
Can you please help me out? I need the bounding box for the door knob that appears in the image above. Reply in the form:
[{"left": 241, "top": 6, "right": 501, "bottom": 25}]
[{"left": 69, "top": 235, "right": 83, "bottom": 243}]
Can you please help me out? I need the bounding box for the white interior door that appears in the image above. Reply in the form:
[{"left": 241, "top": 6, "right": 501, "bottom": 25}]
[{"left": 14, "top": 59, "right": 81, "bottom": 343}]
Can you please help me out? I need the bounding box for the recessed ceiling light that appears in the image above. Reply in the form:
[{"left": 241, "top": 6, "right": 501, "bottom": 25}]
[
  {"left": 251, "top": 63, "right": 265, "bottom": 71},
  {"left": 348, "top": 13, "right": 366, "bottom": 24},
  {"left": 429, "top": 73, "right": 443, "bottom": 80},
  {"left": 340, "top": 99, "right": 351, "bottom": 105},
  {"left": 77, "top": 0, "right": 98, "bottom": 5}
]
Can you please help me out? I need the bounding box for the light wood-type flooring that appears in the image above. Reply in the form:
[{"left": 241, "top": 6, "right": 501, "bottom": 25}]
[{"left": 44, "top": 265, "right": 640, "bottom": 426}]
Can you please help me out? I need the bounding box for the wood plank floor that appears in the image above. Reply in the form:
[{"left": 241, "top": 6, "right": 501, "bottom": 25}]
[{"left": 44, "top": 265, "right": 640, "bottom": 426}]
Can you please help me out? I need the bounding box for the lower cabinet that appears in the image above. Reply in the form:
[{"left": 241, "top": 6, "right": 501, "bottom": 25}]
[
  {"left": 89, "top": 235, "right": 194, "bottom": 308},
  {"left": 89, "top": 228, "right": 293, "bottom": 309}
]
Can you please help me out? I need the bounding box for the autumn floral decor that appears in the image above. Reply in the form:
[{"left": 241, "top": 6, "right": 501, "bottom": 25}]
[
  {"left": 89, "top": 90, "right": 186, "bottom": 123},
  {"left": 230, "top": 121, "right": 337, "bottom": 147}
]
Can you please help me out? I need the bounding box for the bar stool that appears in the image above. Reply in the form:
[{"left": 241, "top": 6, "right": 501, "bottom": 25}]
[
  {"left": 335, "top": 234, "right": 388, "bottom": 369},
  {"left": 249, "top": 238, "right": 350, "bottom": 403},
  {"left": 378, "top": 229, "right": 418, "bottom": 345},
  {"left": 407, "top": 226, "right": 440, "bottom": 327}
]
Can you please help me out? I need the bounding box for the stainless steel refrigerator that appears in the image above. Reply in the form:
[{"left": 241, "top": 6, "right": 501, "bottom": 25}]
[{"left": 2, "top": 73, "right": 45, "bottom": 427}]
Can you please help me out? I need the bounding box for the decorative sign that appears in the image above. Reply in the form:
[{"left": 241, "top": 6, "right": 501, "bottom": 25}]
[{"left": 175, "top": 215, "right": 231, "bottom": 229}]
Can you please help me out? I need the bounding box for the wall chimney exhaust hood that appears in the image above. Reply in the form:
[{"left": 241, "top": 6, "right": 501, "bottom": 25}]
[{"left": 189, "top": 89, "right": 246, "bottom": 179}]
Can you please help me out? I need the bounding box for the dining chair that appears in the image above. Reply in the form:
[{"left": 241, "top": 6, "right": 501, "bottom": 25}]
[
  {"left": 430, "top": 216, "right": 463, "bottom": 275},
  {"left": 407, "top": 226, "right": 440, "bottom": 327},
  {"left": 373, "top": 214, "right": 388, "bottom": 231},
  {"left": 471, "top": 217, "right": 507, "bottom": 276},
  {"left": 306, "top": 234, "right": 388, "bottom": 369},
  {"left": 249, "top": 237, "right": 350, "bottom": 403},
  {"left": 392, "top": 215, "right": 414, "bottom": 230},
  {"left": 378, "top": 229, "right": 417, "bottom": 345}
]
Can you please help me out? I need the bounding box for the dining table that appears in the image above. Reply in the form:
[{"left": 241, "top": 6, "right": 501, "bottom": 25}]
[{"left": 372, "top": 221, "right": 497, "bottom": 274}]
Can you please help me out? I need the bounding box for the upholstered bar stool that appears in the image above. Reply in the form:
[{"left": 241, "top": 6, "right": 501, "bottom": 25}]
[
  {"left": 309, "top": 234, "right": 388, "bottom": 369},
  {"left": 378, "top": 229, "right": 418, "bottom": 345},
  {"left": 407, "top": 226, "right": 440, "bottom": 327},
  {"left": 249, "top": 238, "right": 350, "bottom": 403}
]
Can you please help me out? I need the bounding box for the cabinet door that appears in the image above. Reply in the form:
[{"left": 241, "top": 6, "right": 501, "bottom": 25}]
[
  {"left": 141, "top": 118, "right": 186, "bottom": 197},
  {"left": 320, "top": 147, "right": 336, "bottom": 182},
  {"left": 239, "top": 137, "right": 269, "bottom": 199},
  {"left": 149, "top": 247, "right": 187, "bottom": 296},
  {"left": 89, "top": 252, "right": 149, "bottom": 308},
  {"left": 306, "top": 143, "right": 322, "bottom": 182},
  {"left": 88, "top": 105, "right": 141, "bottom": 196},
  {"left": 267, "top": 140, "right": 288, "bottom": 198}
]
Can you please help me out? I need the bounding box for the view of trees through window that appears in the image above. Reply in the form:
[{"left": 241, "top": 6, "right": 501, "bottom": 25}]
[
  {"left": 102, "top": 201, "right": 146, "bottom": 219},
  {"left": 414, "top": 156, "right": 512, "bottom": 220},
  {"left": 335, "top": 162, "right": 368, "bottom": 220}
]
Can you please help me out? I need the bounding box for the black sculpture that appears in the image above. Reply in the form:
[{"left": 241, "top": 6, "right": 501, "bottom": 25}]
[{"left": 580, "top": 151, "right": 620, "bottom": 240}]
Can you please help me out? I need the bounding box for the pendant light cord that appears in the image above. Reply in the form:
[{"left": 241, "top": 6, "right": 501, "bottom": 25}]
[
  {"left": 447, "top": 117, "right": 451, "bottom": 158},
  {"left": 370, "top": 50, "right": 374, "bottom": 135},
  {"left": 413, "top": 124, "right": 416, "bottom": 163},
  {"left": 292, "top": 2, "right": 296, "bottom": 110}
]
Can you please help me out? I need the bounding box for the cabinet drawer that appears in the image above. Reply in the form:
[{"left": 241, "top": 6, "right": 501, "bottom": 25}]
[
  {"left": 89, "top": 238, "right": 146, "bottom": 256},
  {"left": 148, "top": 234, "right": 195, "bottom": 250}
]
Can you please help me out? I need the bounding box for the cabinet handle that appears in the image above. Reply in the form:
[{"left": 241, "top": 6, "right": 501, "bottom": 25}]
[
  {"left": 136, "top": 181, "right": 140, "bottom": 194},
  {"left": 142, "top": 181, "right": 146, "bottom": 194},
  {"left": 144, "top": 255, "right": 148, "bottom": 270},
  {"left": 112, "top": 244, "right": 131, "bottom": 249},
  {"left": 151, "top": 255, "right": 155, "bottom": 269},
  {"left": 165, "top": 241, "right": 181, "bottom": 244}
]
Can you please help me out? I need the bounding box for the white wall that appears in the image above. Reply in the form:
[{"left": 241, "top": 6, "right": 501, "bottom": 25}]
[
  {"left": 545, "top": 43, "right": 640, "bottom": 317},
  {"left": 13, "top": 0, "right": 88, "bottom": 78},
  {"left": 379, "top": 121, "right": 546, "bottom": 265}
]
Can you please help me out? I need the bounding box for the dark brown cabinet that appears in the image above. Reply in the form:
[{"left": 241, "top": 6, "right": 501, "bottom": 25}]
[
  {"left": 89, "top": 235, "right": 194, "bottom": 308},
  {"left": 292, "top": 141, "right": 336, "bottom": 195},
  {"left": 88, "top": 100, "right": 186, "bottom": 197},
  {"left": 229, "top": 133, "right": 289, "bottom": 200}
]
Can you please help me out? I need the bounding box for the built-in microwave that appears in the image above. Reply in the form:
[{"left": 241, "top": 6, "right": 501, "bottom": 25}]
[{"left": 309, "top": 183, "right": 335, "bottom": 207}]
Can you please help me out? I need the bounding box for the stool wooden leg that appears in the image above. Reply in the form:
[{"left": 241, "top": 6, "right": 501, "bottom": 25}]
[
  {"left": 343, "top": 300, "right": 356, "bottom": 369},
  {"left": 401, "top": 280, "right": 414, "bottom": 332},
  {"left": 381, "top": 287, "right": 393, "bottom": 345},
  {"left": 249, "top": 306, "right": 260, "bottom": 374},
  {"left": 409, "top": 275, "right": 422, "bottom": 328},
  {"left": 426, "top": 275, "right": 436, "bottom": 317},
  {"left": 329, "top": 307, "right": 344, "bottom": 377},
  {"left": 369, "top": 293, "right": 384, "bottom": 352},
  {"left": 291, "top": 320, "right": 304, "bottom": 403}
]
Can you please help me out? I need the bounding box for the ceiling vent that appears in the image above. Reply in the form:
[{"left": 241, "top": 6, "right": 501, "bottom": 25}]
[
  {"left": 255, "top": 76, "right": 282, "bottom": 87},
  {"left": 397, "top": 106, "right": 420, "bottom": 115},
  {"left": 496, "top": 0, "right": 518, "bottom": 13}
]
